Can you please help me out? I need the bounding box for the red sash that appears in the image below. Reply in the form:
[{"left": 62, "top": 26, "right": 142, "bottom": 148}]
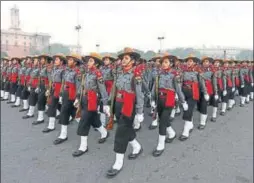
[
  {"left": 31, "top": 78, "right": 39, "bottom": 88},
  {"left": 121, "top": 91, "right": 135, "bottom": 117},
  {"left": 20, "top": 75, "right": 26, "bottom": 85},
  {"left": 205, "top": 80, "right": 213, "bottom": 95},
  {"left": 53, "top": 82, "right": 62, "bottom": 97},
  {"left": 11, "top": 73, "right": 18, "bottom": 83},
  {"left": 87, "top": 90, "right": 97, "bottom": 111},
  {"left": 64, "top": 82, "right": 76, "bottom": 100},
  {"left": 105, "top": 80, "right": 113, "bottom": 95},
  {"left": 235, "top": 77, "right": 240, "bottom": 87},
  {"left": 227, "top": 77, "right": 233, "bottom": 87},
  {"left": 217, "top": 78, "right": 223, "bottom": 90},
  {"left": 159, "top": 88, "right": 175, "bottom": 107}
]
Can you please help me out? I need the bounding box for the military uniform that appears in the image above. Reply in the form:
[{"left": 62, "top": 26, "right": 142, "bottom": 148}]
[
  {"left": 1, "top": 58, "right": 8, "bottom": 99},
  {"left": 23, "top": 56, "right": 40, "bottom": 119},
  {"left": 107, "top": 48, "right": 143, "bottom": 178},
  {"left": 239, "top": 61, "right": 251, "bottom": 106},
  {"left": 151, "top": 54, "right": 186, "bottom": 157},
  {"left": 2, "top": 61, "right": 12, "bottom": 101},
  {"left": 72, "top": 53, "right": 109, "bottom": 157},
  {"left": 43, "top": 54, "right": 66, "bottom": 133},
  {"left": 8, "top": 58, "right": 21, "bottom": 104}
]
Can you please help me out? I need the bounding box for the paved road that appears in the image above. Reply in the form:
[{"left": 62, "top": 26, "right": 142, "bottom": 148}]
[{"left": 1, "top": 99, "right": 253, "bottom": 183}]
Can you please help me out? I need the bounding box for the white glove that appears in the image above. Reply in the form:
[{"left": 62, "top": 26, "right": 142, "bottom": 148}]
[
  {"left": 150, "top": 101, "right": 156, "bottom": 109},
  {"left": 73, "top": 99, "right": 79, "bottom": 108},
  {"left": 182, "top": 102, "right": 188, "bottom": 111},
  {"left": 135, "top": 113, "right": 144, "bottom": 123},
  {"left": 251, "top": 83, "right": 254, "bottom": 87},
  {"left": 45, "top": 90, "right": 50, "bottom": 97},
  {"left": 175, "top": 93, "right": 179, "bottom": 101},
  {"left": 223, "top": 90, "right": 227, "bottom": 96},
  {"left": 241, "top": 85, "right": 244, "bottom": 88},
  {"left": 232, "top": 87, "right": 235, "bottom": 92},
  {"left": 28, "top": 86, "right": 31, "bottom": 91},
  {"left": 214, "top": 94, "right": 219, "bottom": 100},
  {"left": 204, "top": 94, "right": 210, "bottom": 101},
  {"left": 59, "top": 97, "right": 63, "bottom": 104},
  {"left": 35, "top": 87, "right": 40, "bottom": 93},
  {"left": 103, "top": 105, "right": 110, "bottom": 117}
]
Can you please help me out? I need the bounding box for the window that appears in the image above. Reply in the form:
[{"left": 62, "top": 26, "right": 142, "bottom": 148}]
[
  {"left": 24, "top": 42, "right": 26, "bottom": 46},
  {"left": 15, "top": 34, "right": 18, "bottom": 39},
  {"left": 15, "top": 41, "right": 18, "bottom": 46},
  {"left": 24, "top": 48, "right": 26, "bottom": 52},
  {"left": 6, "top": 40, "right": 8, "bottom": 45},
  {"left": 29, "top": 43, "right": 32, "bottom": 47},
  {"left": 24, "top": 36, "right": 26, "bottom": 39}
]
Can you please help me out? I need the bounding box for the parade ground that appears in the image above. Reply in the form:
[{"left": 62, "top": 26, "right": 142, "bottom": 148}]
[{"left": 1, "top": 100, "right": 253, "bottom": 183}]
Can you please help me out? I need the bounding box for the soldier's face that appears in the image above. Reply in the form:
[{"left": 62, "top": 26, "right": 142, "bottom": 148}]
[
  {"left": 87, "top": 58, "right": 95, "bottom": 68},
  {"left": 202, "top": 60, "right": 209, "bottom": 67},
  {"left": 224, "top": 62, "right": 229, "bottom": 67},
  {"left": 40, "top": 58, "right": 46, "bottom": 65},
  {"left": 8, "top": 61, "right": 11, "bottom": 65},
  {"left": 187, "top": 59, "right": 194, "bottom": 67},
  {"left": 231, "top": 63, "right": 235, "bottom": 67},
  {"left": 54, "top": 57, "right": 61, "bottom": 66},
  {"left": 155, "top": 59, "right": 160, "bottom": 66},
  {"left": 67, "top": 58, "right": 75, "bottom": 67},
  {"left": 122, "top": 55, "right": 133, "bottom": 67},
  {"left": 13, "top": 59, "right": 17, "bottom": 64},
  {"left": 175, "top": 60, "right": 180, "bottom": 66},
  {"left": 34, "top": 58, "right": 39, "bottom": 65},
  {"left": 162, "top": 58, "right": 170, "bottom": 69},
  {"left": 214, "top": 61, "right": 220, "bottom": 67},
  {"left": 27, "top": 58, "right": 31, "bottom": 64},
  {"left": 104, "top": 58, "right": 111, "bottom": 66}
]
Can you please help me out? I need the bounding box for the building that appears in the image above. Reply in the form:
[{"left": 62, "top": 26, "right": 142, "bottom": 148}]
[{"left": 1, "top": 5, "right": 51, "bottom": 57}]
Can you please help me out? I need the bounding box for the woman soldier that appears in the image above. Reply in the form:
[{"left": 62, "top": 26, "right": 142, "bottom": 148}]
[
  {"left": 2, "top": 58, "right": 12, "bottom": 101},
  {"left": 106, "top": 48, "right": 144, "bottom": 177},
  {"left": 22, "top": 55, "right": 40, "bottom": 119},
  {"left": 210, "top": 59, "right": 224, "bottom": 122},
  {"left": 220, "top": 60, "right": 234, "bottom": 116},
  {"left": 42, "top": 54, "right": 66, "bottom": 133},
  {"left": 32, "top": 54, "right": 52, "bottom": 125},
  {"left": 72, "top": 52, "right": 110, "bottom": 157},
  {"left": 239, "top": 60, "right": 251, "bottom": 106},
  {"left": 179, "top": 54, "right": 206, "bottom": 141},
  {"left": 100, "top": 54, "right": 116, "bottom": 127},
  {"left": 196, "top": 57, "right": 216, "bottom": 129},
  {"left": 19, "top": 56, "right": 33, "bottom": 112},
  {"left": 249, "top": 61, "right": 254, "bottom": 101},
  {"left": 1, "top": 57, "right": 9, "bottom": 99},
  {"left": 245, "top": 60, "right": 253, "bottom": 103},
  {"left": 52, "top": 54, "right": 82, "bottom": 145},
  {"left": 11, "top": 57, "right": 26, "bottom": 107},
  {"left": 150, "top": 53, "right": 187, "bottom": 157},
  {"left": 227, "top": 60, "right": 238, "bottom": 110},
  {"left": 7, "top": 57, "right": 21, "bottom": 104}
]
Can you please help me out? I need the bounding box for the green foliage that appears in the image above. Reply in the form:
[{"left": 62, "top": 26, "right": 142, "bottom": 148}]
[
  {"left": 1, "top": 51, "right": 8, "bottom": 58},
  {"left": 236, "top": 50, "right": 253, "bottom": 60},
  {"left": 41, "top": 43, "right": 71, "bottom": 55}
]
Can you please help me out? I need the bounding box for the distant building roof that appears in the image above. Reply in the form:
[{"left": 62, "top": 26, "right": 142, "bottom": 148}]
[{"left": 1, "top": 29, "right": 51, "bottom": 38}]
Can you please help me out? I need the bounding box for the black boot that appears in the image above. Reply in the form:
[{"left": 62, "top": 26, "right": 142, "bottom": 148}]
[
  {"left": 149, "top": 124, "right": 157, "bottom": 130},
  {"left": 53, "top": 137, "right": 68, "bottom": 145},
  {"left": 198, "top": 124, "right": 205, "bottom": 130},
  {"left": 22, "top": 115, "right": 34, "bottom": 119},
  {"left": 210, "top": 117, "right": 216, "bottom": 122},
  {"left": 42, "top": 128, "right": 55, "bottom": 133},
  {"left": 98, "top": 132, "right": 110, "bottom": 144},
  {"left": 152, "top": 149, "right": 164, "bottom": 157},
  {"left": 165, "top": 135, "right": 176, "bottom": 143},
  {"left": 106, "top": 167, "right": 122, "bottom": 178},
  {"left": 128, "top": 147, "right": 143, "bottom": 160},
  {"left": 32, "top": 120, "right": 44, "bottom": 125},
  {"left": 19, "top": 108, "right": 29, "bottom": 112},
  {"left": 72, "top": 149, "right": 88, "bottom": 157}
]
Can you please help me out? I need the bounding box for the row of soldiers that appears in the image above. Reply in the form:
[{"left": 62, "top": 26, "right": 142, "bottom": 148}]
[{"left": 1, "top": 48, "right": 253, "bottom": 178}]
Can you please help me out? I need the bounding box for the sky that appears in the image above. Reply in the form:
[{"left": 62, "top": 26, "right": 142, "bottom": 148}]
[{"left": 1, "top": 1, "right": 253, "bottom": 54}]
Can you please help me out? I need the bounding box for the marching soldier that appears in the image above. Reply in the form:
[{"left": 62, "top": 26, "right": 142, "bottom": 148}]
[
  {"left": 1, "top": 57, "right": 9, "bottom": 99},
  {"left": 179, "top": 54, "right": 206, "bottom": 141},
  {"left": 220, "top": 60, "right": 234, "bottom": 115},
  {"left": 19, "top": 56, "right": 33, "bottom": 112},
  {"left": 32, "top": 54, "right": 52, "bottom": 125},
  {"left": 148, "top": 54, "right": 161, "bottom": 130},
  {"left": 227, "top": 60, "right": 238, "bottom": 110},
  {"left": 245, "top": 61, "right": 253, "bottom": 103},
  {"left": 150, "top": 53, "right": 187, "bottom": 157},
  {"left": 52, "top": 53, "right": 82, "bottom": 145},
  {"left": 2, "top": 58, "right": 12, "bottom": 101},
  {"left": 210, "top": 59, "right": 224, "bottom": 122},
  {"left": 100, "top": 54, "right": 115, "bottom": 127},
  {"left": 72, "top": 52, "right": 110, "bottom": 156},
  {"left": 197, "top": 57, "right": 216, "bottom": 129},
  {"left": 7, "top": 57, "right": 21, "bottom": 104},
  {"left": 42, "top": 54, "right": 66, "bottom": 133},
  {"left": 106, "top": 48, "right": 143, "bottom": 177},
  {"left": 249, "top": 61, "right": 254, "bottom": 101},
  {"left": 169, "top": 57, "right": 184, "bottom": 122},
  {"left": 22, "top": 56, "right": 40, "bottom": 119},
  {"left": 12, "top": 57, "right": 26, "bottom": 107},
  {"left": 239, "top": 60, "right": 251, "bottom": 106}
]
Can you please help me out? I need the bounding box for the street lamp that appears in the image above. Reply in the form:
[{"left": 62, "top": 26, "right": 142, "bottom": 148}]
[
  {"left": 75, "top": 25, "right": 81, "bottom": 54},
  {"left": 157, "top": 36, "right": 165, "bottom": 53},
  {"left": 96, "top": 44, "right": 100, "bottom": 53}
]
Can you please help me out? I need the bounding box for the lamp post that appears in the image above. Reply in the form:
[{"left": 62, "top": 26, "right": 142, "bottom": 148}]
[
  {"left": 96, "top": 44, "right": 100, "bottom": 53},
  {"left": 75, "top": 5, "right": 81, "bottom": 54},
  {"left": 157, "top": 36, "right": 165, "bottom": 53}
]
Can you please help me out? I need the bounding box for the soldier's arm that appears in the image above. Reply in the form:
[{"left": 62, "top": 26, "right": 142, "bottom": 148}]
[
  {"left": 198, "top": 71, "right": 208, "bottom": 94},
  {"left": 239, "top": 69, "right": 245, "bottom": 86},
  {"left": 212, "top": 72, "right": 218, "bottom": 95},
  {"left": 96, "top": 71, "right": 108, "bottom": 105},
  {"left": 249, "top": 68, "right": 253, "bottom": 83},
  {"left": 134, "top": 74, "right": 144, "bottom": 114},
  {"left": 173, "top": 74, "right": 185, "bottom": 103},
  {"left": 231, "top": 70, "right": 235, "bottom": 88},
  {"left": 222, "top": 70, "right": 227, "bottom": 90},
  {"left": 75, "top": 71, "right": 81, "bottom": 99}
]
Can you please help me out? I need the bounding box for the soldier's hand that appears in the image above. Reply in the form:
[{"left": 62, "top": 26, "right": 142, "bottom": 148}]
[
  {"left": 103, "top": 105, "right": 110, "bottom": 117},
  {"left": 214, "top": 94, "right": 219, "bottom": 100},
  {"left": 35, "top": 87, "right": 40, "bottom": 93},
  {"left": 241, "top": 84, "right": 244, "bottom": 88},
  {"left": 251, "top": 83, "right": 254, "bottom": 87},
  {"left": 232, "top": 87, "right": 235, "bottom": 92},
  {"left": 182, "top": 102, "right": 188, "bottom": 111},
  {"left": 73, "top": 99, "right": 79, "bottom": 108},
  {"left": 135, "top": 113, "right": 144, "bottom": 123},
  {"left": 223, "top": 90, "right": 227, "bottom": 96},
  {"left": 175, "top": 93, "right": 179, "bottom": 101},
  {"left": 27, "top": 86, "right": 31, "bottom": 92},
  {"left": 204, "top": 94, "right": 210, "bottom": 101},
  {"left": 45, "top": 90, "right": 50, "bottom": 97},
  {"left": 59, "top": 97, "right": 63, "bottom": 104},
  {"left": 150, "top": 101, "right": 156, "bottom": 109}
]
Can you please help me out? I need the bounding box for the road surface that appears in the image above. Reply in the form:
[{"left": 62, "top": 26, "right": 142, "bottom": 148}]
[{"left": 1, "top": 99, "right": 253, "bottom": 183}]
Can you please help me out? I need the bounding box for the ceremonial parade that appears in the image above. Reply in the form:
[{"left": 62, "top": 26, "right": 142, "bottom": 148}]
[{"left": 1, "top": 1, "right": 253, "bottom": 183}]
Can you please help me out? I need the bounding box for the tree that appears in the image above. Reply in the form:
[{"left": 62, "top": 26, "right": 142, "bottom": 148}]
[
  {"left": 29, "top": 48, "right": 41, "bottom": 55},
  {"left": 41, "top": 43, "right": 71, "bottom": 55},
  {"left": 144, "top": 50, "right": 156, "bottom": 60},
  {"left": 1, "top": 51, "right": 8, "bottom": 58},
  {"left": 236, "top": 50, "right": 253, "bottom": 60}
]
